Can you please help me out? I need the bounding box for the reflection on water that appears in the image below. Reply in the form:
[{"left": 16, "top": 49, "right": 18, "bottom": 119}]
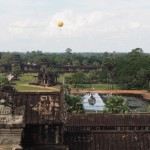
[
  {"left": 83, "top": 93, "right": 105, "bottom": 112},
  {"left": 124, "top": 95, "right": 150, "bottom": 112}
]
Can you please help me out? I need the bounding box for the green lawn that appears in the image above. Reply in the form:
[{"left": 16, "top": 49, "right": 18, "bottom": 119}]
[
  {"left": 14, "top": 85, "right": 51, "bottom": 91},
  {"left": 58, "top": 73, "right": 121, "bottom": 90},
  {"left": 58, "top": 73, "right": 73, "bottom": 83},
  {"left": 14, "top": 73, "right": 58, "bottom": 92},
  {"left": 14, "top": 73, "right": 48, "bottom": 91},
  {"left": 76, "top": 84, "right": 120, "bottom": 90},
  {"left": 13, "top": 73, "right": 121, "bottom": 91},
  {"left": 15, "top": 73, "right": 37, "bottom": 84}
]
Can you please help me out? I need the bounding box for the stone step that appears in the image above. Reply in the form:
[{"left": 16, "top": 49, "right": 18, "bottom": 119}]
[{"left": 24, "top": 144, "right": 69, "bottom": 150}]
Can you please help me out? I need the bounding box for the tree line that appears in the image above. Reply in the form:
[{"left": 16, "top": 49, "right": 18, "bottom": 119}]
[{"left": 0, "top": 48, "right": 150, "bottom": 90}]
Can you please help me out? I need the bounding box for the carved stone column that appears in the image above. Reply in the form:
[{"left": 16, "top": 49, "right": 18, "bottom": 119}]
[
  {"left": 0, "top": 127, "right": 23, "bottom": 150},
  {"left": 0, "top": 91, "right": 25, "bottom": 150}
]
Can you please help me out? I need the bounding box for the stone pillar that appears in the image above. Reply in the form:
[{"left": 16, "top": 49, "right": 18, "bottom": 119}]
[
  {"left": 0, "top": 127, "right": 23, "bottom": 150},
  {"left": 55, "top": 126, "right": 59, "bottom": 144},
  {"left": 0, "top": 92, "right": 25, "bottom": 150}
]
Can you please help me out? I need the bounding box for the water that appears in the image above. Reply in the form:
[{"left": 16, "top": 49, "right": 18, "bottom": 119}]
[
  {"left": 124, "top": 95, "right": 150, "bottom": 112},
  {"left": 83, "top": 93, "right": 105, "bottom": 112},
  {"left": 101, "top": 94, "right": 150, "bottom": 113},
  {"left": 83, "top": 93, "right": 150, "bottom": 112}
]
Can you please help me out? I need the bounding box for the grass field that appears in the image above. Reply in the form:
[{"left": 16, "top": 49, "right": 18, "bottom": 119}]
[
  {"left": 13, "top": 73, "right": 120, "bottom": 91},
  {"left": 14, "top": 85, "right": 51, "bottom": 91},
  {"left": 58, "top": 73, "right": 120, "bottom": 90},
  {"left": 75, "top": 84, "right": 120, "bottom": 90},
  {"left": 14, "top": 73, "right": 58, "bottom": 92},
  {"left": 58, "top": 73, "right": 73, "bottom": 83},
  {"left": 15, "top": 73, "right": 37, "bottom": 84}
]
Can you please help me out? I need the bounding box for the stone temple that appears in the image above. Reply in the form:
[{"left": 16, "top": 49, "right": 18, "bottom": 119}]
[{"left": 0, "top": 85, "right": 150, "bottom": 150}]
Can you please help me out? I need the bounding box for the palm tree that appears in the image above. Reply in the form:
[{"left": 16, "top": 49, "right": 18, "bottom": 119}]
[
  {"left": 87, "top": 70, "right": 98, "bottom": 88},
  {"left": 103, "top": 95, "right": 130, "bottom": 114},
  {"left": 102, "top": 57, "right": 116, "bottom": 89},
  {"left": 60, "top": 84, "right": 84, "bottom": 114},
  {"left": 66, "top": 94, "right": 84, "bottom": 114}
]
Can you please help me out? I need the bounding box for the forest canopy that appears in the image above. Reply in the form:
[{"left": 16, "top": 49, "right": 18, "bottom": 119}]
[{"left": 0, "top": 48, "right": 150, "bottom": 90}]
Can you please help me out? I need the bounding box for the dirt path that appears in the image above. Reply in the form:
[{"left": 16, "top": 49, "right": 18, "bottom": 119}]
[
  {"left": 71, "top": 89, "right": 150, "bottom": 100},
  {"left": 18, "top": 84, "right": 150, "bottom": 100}
]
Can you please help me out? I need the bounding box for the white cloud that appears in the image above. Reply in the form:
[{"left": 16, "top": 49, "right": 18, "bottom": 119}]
[
  {"left": 41, "top": 10, "right": 119, "bottom": 39},
  {"left": 0, "top": 0, "right": 150, "bottom": 52},
  {"left": 128, "top": 21, "right": 141, "bottom": 29}
]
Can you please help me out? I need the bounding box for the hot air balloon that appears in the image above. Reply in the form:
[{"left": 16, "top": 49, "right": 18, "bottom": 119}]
[{"left": 57, "top": 21, "right": 64, "bottom": 27}]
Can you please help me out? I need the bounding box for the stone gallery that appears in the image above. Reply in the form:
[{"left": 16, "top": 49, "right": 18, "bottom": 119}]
[{"left": 0, "top": 85, "right": 150, "bottom": 150}]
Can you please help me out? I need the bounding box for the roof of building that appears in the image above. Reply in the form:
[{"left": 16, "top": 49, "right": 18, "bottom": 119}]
[{"left": 65, "top": 114, "right": 150, "bottom": 127}]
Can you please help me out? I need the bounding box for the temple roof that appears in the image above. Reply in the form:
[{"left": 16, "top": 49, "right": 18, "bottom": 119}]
[{"left": 65, "top": 114, "right": 150, "bottom": 127}]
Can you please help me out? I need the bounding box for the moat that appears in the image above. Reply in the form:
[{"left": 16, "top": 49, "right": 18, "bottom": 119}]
[{"left": 83, "top": 93, "right": 150, "bottom": 113}]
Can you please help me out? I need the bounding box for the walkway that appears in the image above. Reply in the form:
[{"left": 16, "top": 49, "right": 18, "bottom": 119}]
[
  {"left": 17, "top": 84, "right": 150, "bottom": 100},
  {"left": 71, "top": 89, "right": 150, "bottom": 100}
]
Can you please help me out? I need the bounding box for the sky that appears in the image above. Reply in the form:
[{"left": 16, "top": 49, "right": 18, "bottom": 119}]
[{"left": 0, "top": 0, "right": 150, "bottom": 53}]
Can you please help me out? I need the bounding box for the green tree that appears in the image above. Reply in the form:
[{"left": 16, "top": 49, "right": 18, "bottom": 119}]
[
  {"left": 0, "top": 52, "right": 2, "bottom": 59},
  {"left": 82, "top": 59, "right": 88, "bottom": 66},
  {"left": 37, "top": 55, "right": 49, "bottom": 66},
  {"left": 86, "top": 70, "right": 98, "bottom": 87},
  {"left": 71, "top": 71, "right": 86, "bottom": 87},
  {"left": 66, "top": 48, "right": 72, "bottom": 54},
  {"left": 65, "top": 76, "right": 72, "bottom": 84},
  {"left": 60, "top": 83, "right": 84, "bottom": 114},
  {"left": 93, "top": 61, "right": 100, "bottom": 66},
  {"left": 116, "top": 48, "right": 150, "bottom": 89},
  {"left": 12, "top": 66, "right": 21, "bottom": 80},
  {"left": 0, "top": 76, "right": 15, "bottom": 92},
  {"left": 72, "top": 59, "right": 80, "bottom": 66},
  {"left": 66, "top": 94, "right": 84, "bottom": 113},
  {"left": 65, "top": 48, "right": 72, "bottom": 65},
  {"left": 103, "top": 95, "right": 130, "bottom": 114},
  {"left": 135, "top": 69, "right": 148, "bottom": 89},
  {"left": 128, "top": 48, "right": 143, "bottom": 57},
  {"left": 102, "top": 57, "right": 116, "bottom": 89},
  {"left": 0, "top": 67, "right": 5, "bottom": 75},
  {"left": 0, "top": 76, "right": 11, "bottom": 86}
]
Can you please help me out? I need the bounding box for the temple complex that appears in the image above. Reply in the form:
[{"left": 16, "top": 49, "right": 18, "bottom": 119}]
[
  {"left": 0, "top": 85, "right": 150, "bottom": 149},
  {"left": 37, "top": 70, "right": 58, "bottom": 86},
  {"left": 0, "top": 54, "right": 101, "bottom": 74}
]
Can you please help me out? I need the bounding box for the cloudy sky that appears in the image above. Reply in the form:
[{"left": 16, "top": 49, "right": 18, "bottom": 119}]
[{"left": 0, "top": 0, "right": 150, "bottom": 53}]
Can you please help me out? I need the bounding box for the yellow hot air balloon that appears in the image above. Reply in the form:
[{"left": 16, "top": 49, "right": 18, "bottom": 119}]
[{"left": 57, "top": 21, "right": 64, "bottom": 27}]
